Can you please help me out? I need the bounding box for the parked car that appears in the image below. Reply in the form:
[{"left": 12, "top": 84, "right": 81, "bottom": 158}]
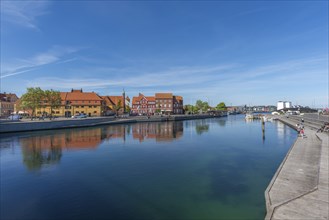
[
  {"left": 71, "top": 113, "right": 87, "bottom": 119},
  {"left": 8, "top": 114, "right": 21, "bottom": 120}
]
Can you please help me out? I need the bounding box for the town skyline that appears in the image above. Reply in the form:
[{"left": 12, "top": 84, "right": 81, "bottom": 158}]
[{"left": 1, "top": 1, "right": 328, "bottom": 107}]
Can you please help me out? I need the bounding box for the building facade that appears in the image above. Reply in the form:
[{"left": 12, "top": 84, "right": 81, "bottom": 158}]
[
  {"left": 173, "top": 95, "right": 184, "bottom": 114},
  {"left": 0, "top": 93, "right": 19, "bottom": 117},
  {"left": 277, "top": 101, "right": 292, "bottom": 111},
  {"left": 30, "top": 89, "right": 104, "bottom": 117},
  {"left": 155, "top": 93, "right": 173, "bottom": 114},
  {"left": 131, "top": 92, "right": 184, "bottom": 115},
  {"left": 131, "top": 93, "right": 156, "bottom": 115}
]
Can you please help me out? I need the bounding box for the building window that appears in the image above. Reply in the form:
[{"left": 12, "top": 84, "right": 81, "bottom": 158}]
[
  {"left": 94, "top": 111, "right": 97, "bottom": 113},
  {"left": 56, "top": 111, "right": 60, "bottom": 114},
  {"left": 76, "top": 111, "right": 79, "bottom": 113},
  {"left": 81, "top": 106, "right": 84, "bottom": 108},
  {"left": 89, "top": 106, "right": 92, "bottom": 108}
]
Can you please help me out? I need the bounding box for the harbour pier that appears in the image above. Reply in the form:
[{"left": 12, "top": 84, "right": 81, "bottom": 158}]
[
  {"left": 265, "top": 116, "right": 328, "bottom": 219},
  {"left": 0, "top": 114, "right": 217, "bottom": 133}
]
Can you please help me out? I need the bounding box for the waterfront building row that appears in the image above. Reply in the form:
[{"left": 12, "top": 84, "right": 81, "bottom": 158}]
[
  {"left": 13, "top": 89, "right": 183, "bottom": 117},
  {"left": 131, "top": 93, "right": 184, "bottom": 115}
]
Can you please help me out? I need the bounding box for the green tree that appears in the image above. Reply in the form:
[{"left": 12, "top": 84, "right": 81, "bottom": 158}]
[
  {"left": 115, "top": 99, "right": 122, "bottom": 115},
  {"left": 216, "top": 102, "right": 227, "bottom": 111},
  {"left": 195, "top": 100, "right": 203, "bottom": 110},
  {"left": 44, "top": 89, "right": 61, "bottom": 119},
  {"left": 195, "top": 100, "right": 210, "bottom": 113},
  {"left": 126, "top": 105, "right": 131, "bottom": 113},
  {"left": 20, "top": 87, "right": 45, "bottom": 119}
]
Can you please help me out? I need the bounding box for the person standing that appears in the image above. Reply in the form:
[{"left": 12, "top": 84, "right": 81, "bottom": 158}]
[{"left": 300, "top": 126, "right": 305, "bottom": 138}]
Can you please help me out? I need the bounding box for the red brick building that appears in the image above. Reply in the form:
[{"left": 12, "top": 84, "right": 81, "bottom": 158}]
[
  {"left": 173, "top": 95, "right": 184, "bottom": 114},
  {"left": 0, "top": 93, "right": 19, "bottom": 117},
  {"left": 131, "top": 93, "right": 156, "bottom": 115},
  {"left": 132, "top": 92, "right": 184, "bottom": 115},
  {"left": 155, "top": 93, "right": 173, "bottom": 114}
]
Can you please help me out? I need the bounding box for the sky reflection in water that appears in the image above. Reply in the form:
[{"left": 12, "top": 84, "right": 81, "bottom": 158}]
[{"left": 0, "top": 115, "right": 296, "bottom": 220}]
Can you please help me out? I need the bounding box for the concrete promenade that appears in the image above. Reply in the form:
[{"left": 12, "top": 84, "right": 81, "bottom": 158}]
[
  {"left": 265, "top": 116, "right": 328, "bottom": 219},
  {"left": 0, "top": 114, "right": 216, "bottom": 133}
]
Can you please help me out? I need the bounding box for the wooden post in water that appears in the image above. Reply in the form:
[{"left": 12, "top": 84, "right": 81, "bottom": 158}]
[{"left": 262, "top": 116, "right": 265, "bottom": 140}]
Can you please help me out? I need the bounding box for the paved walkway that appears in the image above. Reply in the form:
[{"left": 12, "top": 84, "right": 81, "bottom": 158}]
[{"left": 265, "top": 117, "right": 328, "bottom": 219}]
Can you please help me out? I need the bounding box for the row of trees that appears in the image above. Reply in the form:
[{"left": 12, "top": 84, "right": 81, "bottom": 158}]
[
  {"left": 19, "top": 87, "right": 62, "bottom": 119},
  {"left": 184, "top": 100, "right": 227, "bottom": 114}
]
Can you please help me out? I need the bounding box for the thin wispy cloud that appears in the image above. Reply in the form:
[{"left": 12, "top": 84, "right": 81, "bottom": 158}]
[
  {"left": 26, "top": 64, "right": 236, "bottom": 89},
  {"left": 25, "top": 56, "right": 327, "bottom": 93},
  {"left": 1, "top": 46, "right": 80, "bottom": 78},
  {"left": 1, "top": 0, "right": 50, "bottom": 30},
  {"left": 225, "top": 57, "right": 328, "bottom": 83}
]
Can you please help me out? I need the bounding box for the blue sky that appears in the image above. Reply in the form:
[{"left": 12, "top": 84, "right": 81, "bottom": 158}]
[{"left": 1, "top": 1, "right": 328, "bottom": 107}]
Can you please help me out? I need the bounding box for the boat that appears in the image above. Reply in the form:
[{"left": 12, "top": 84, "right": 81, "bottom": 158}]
[{"left": 245, "top": 113, "right": 254, "bottom": 120}]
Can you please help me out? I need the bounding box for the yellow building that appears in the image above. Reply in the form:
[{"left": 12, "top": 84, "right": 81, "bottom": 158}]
[{"left": 36, "top": 89, "right": 104, "bottom": 117}]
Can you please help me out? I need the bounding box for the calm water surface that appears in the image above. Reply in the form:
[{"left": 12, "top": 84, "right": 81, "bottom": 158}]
[{"left": 1, "top": 116, "right": 296, "bottom": 220}]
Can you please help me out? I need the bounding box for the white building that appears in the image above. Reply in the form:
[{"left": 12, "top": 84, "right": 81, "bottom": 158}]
[{"left": 277, "top": 101, "right": 292, "bottom": 110}]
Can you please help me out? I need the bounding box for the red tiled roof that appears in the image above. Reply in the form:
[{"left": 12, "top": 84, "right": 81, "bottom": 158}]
[
  {"left": 132, "top": 94, "right": 156, "bottom": 104},
  {"left": 66, "top": 91, "right": 102, "bottom": 101},
  {"left": 175, "top": 96, "right": 183, "bottom": 101},
  {"left": 131, "top": 93, "right": 146, "bottom": 104},
  {"left": 109, "top": 96, "right": 124, "bottom": 106},
  {"left": 155, "top": 93, "right": 173, "bottom": 99},
  {"left": 146, "top": 96, "right": 155, "bottom": 102},
  {"left": 100, "top": 96, "right": 113, "bottom": 105}
]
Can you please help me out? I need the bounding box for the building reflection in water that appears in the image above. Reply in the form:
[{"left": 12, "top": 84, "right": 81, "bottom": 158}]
[
  {"left": 19, "top": 121, "right": 184, "bottom": 170},
  {"left": 132, "top": 121, "right": 183, "bottom": 142},
  {"left": 20, "top": 128, "right": 103, "bottom": 170}
]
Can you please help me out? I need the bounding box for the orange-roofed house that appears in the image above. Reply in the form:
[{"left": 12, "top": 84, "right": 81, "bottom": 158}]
[
  {"left": 30, "top": 89, "right": 104, "bottom": 117},
  {"left": 101, "top": 95, "right": 130, "bottom": 115},
  {"left": 155, "top": 93, "right": 174, "bottom": 114},
  {"left": 131, "top": 93, "right": 156, "bottom": 115},
  {"left": 61, "top": 89, "right": 104, "bottom": 117}
]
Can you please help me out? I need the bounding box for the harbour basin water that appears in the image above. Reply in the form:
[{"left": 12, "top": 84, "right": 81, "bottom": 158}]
[{"left": 0, "top": 115, "right": 296, "bottom": 220}]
